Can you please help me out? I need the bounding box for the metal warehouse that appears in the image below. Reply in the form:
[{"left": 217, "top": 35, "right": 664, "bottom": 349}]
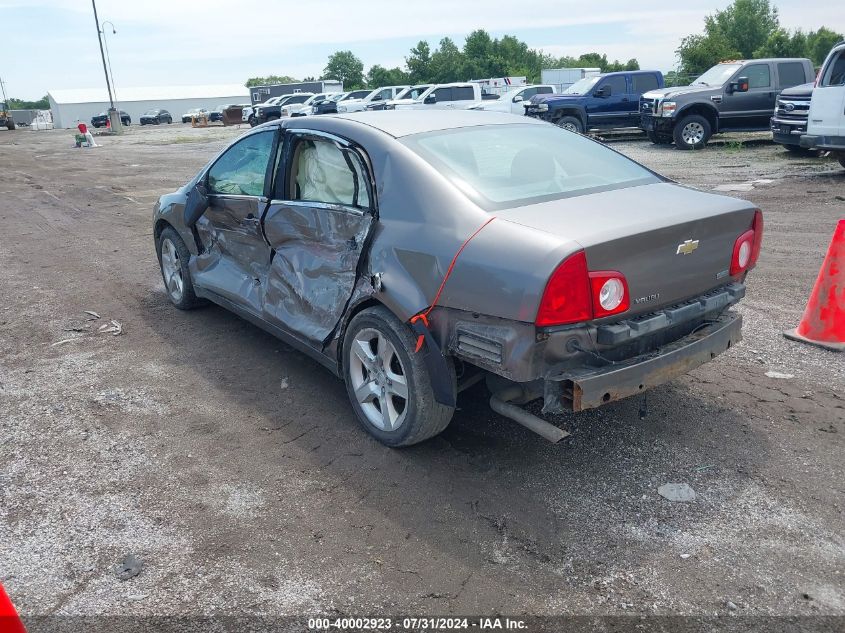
[{"left": 47, "top": 84, "right": 250, "bottom": 128}]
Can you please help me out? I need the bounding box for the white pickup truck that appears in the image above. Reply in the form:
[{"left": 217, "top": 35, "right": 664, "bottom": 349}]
[
  {"left": 801, "top": 40, "right": 845, "bottom": 169},
  {"left": 466, "top": 84, "right": 557, "bottom": 115},
  {"left": 336, "top": 86, "right": 410, "bottom": 113},
  {"left": 390, "top": 83, "right": 483, "bottom": 110}
]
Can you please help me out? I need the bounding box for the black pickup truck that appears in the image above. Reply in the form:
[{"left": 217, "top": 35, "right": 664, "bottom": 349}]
[
  {"left": 771, "top": 82, "right": 815, "bottom": 153},
  {"left": 254, "top": 93, "right": 313, "bottom": 124},
  {"left": 640, "top": 58, "right": 815, "bottom": 149}
]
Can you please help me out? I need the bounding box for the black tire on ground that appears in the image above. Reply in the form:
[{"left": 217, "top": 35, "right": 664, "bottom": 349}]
[
  {"left": 836, "top": 154, "right": 845, "bottom": 169},
  {"left": 156, "top": 226, "right": 204, "bottom": 310},
  {"left": 673, "top": 114, "right": 711, "bottom": 150},
  {"left": 154, "top": 119, "right": 160, "bottom": 125},
  {"left": 6, "top": 121, "right": 14, "bottom": 130},
  {"left": 124, "top": 120, "right": 130, "bottom": 126},
  {"left": 248, "top": 115, "right": 257, "bottom": 127},
  {"left": 140, "top": 122, "right": 145, "bottom": 126},
  {"left": 342, "top": 305, "right": 456, "bottom": 447},
  {"left": 555, "top": 115, "right": 583, "bottom": 133},
  {"left": 647, "top": 130, "right": 672, "bottom": 144},
  {"left": 784, "top": 145, "right": 818, "bottom": 156}
]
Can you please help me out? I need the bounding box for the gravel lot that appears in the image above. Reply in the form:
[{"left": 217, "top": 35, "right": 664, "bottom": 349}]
[{"left": 0, "top": 123, "right": 843, "bottom": 628}]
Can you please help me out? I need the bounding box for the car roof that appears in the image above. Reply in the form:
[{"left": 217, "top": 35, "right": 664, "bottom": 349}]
[{"left": 327, "top": 110, "right": 546, "bottom": 138}]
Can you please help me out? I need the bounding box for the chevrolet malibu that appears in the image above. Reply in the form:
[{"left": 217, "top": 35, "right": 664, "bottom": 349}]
[{"left": 153, "top": 111, "right": 762, "bottom": 446}]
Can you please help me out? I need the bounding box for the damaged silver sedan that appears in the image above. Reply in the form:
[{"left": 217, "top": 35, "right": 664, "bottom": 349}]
[{"left": 153, "top": 111, "right": 762, "bottom": 446}]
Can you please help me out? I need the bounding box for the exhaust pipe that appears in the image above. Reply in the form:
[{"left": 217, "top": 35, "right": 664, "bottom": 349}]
[{"left": 490, "top": 386, "right": 570, "bottom": 443}]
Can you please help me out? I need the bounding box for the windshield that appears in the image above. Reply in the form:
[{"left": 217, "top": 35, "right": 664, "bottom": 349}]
[
  {"left": 330, "top": 93, "right": 346, "bottom": 101},
  {"left": 563, "top": 76, "right": 601, "bottom": 95},
  {"left": 693, "top": 63, "right": 742, "bottom": 86},
  {"left": 144, "top": 110, "right": 159, "bottom": 115},
  {"left": 401, "top": 124, "right": 658, "bottom": 211}
]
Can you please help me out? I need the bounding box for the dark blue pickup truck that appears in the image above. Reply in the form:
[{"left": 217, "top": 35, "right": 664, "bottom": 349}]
[{"left": 524, "top": 70, "right": 664, "bottom": 132}]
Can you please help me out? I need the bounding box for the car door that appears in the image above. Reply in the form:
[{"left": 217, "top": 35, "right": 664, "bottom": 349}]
[
  {"left": 261, "top": 130, "right": 375, "bottom": 346},
  {"left": 430, "top": 87, "right": 454, "bottom": 109},
  {"left": 191, "top": 128, "right": 278, "bottom": 313},
  {"left": 808, "top": 46, "right": 845, "bottom": 138},
  {"left": 721, "top": 63, "right": 775, "bottom": 128},
  {"left": 588, "top": 75, "right": 629, "bottom": 127},
  {"left": 450, "top": 85, "right": 477, "bottom": 110}
]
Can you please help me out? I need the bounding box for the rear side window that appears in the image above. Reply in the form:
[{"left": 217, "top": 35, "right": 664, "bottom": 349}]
[
  {"left": 208, "top": 130, "right": 275, "bottom": 196},
  {"left": 744, "top": 64, "right": 771, "bottom": 88},
  {"left": 777, "top": 62, "right": 806, "bottom": 88},
  {"left": 433, "top": 87, "right": 453, "bottom": 102},
  {"left": 536, "top": 86, "right": 553, "bottom": 95},
  {"left": 453, "top": 86, "right": 475, "bottom": 101},
  {"left": 599, "top": 75, "right": 627, "bottom": 96},
  {"left": 289, "top": 137, "right": 370, "bottom": 209},
  {"left": 632, "top": 74, "right": 659, "bottom": 94},
  {"left": 820, "top": 50, "right": 845, "bottom": 86}
]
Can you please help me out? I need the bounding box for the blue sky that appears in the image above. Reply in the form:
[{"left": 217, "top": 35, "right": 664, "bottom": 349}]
[{"left": 0, "top": 0, "right": 839, "bottom": 99}]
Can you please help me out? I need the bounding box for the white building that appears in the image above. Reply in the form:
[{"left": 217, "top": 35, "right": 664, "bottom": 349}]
[{"left": 47, "top": 84, "right": 250, "bottom": 128}]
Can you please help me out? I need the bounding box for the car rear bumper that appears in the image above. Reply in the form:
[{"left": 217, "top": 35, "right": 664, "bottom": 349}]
[
  {"left": 542, "top": 311, "right": 741, "bottom": 412},
  {"left": 801, "top": 134, "right": 845, "bottom": 151}
]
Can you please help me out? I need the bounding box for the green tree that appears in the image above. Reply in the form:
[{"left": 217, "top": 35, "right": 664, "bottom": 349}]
[
  {"left": 807, "top": 27, "right": 843, "bottom": 65},
  {"left": 406, "top": 40, "right": 432, "bottom": 83},
  {"left": 245, "top": 75, "right": 298, "bottom": 87},
  {"left": 706, "top": 0, "right": 779, "bottom": 58},
  {"left": 322, "top": 50, "right": 365, "bottom": 89},
  {"left": 428, "top": 37, "right": 465, "bottom": 83},
  {"left": 677, "top": 32, "right": 742, "bottom": 76},
  {"left": 366, "top": 65, "right": 409, "bottom": 87},
  {"left": 8, "top": 95, "right": 49, "bottom": 109}
]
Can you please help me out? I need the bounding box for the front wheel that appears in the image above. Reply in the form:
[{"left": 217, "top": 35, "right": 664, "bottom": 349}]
[
  {"left": 156, "top": 227, "right": 203, "bottom": 310},
  {"left": 343, "top": 306, "right": 455, "bottom": 447},
  {"left": 673, "top": 115, "right": 711, "bottom": 150},
  {"left": 555, "top": 115, "right": 583, "bottom": 133},
  {"left": 248, "top": 115, "right": 257, "bottom": 127},
  {"left": 647, "top": 130, "right": 672, "bottom": 144}
]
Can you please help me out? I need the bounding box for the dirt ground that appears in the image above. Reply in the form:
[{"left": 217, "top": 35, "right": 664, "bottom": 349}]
[{"left": 1, "top": 122, "right": 843, "bottom": 627}]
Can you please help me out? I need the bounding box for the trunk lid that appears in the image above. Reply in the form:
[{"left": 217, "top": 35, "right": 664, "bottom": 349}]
[{"left": 494, "top": 182, "right": 757, "bottom": 319}]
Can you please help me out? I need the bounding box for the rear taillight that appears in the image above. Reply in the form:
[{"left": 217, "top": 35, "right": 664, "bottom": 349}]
[
  {"left": 535, "top": 252, "right": 630, "bottom": 326},
  {"left": 589, "top": 271, "right": 630, "bottom": 319},
  {"left": 731, "top": 209, "right": 763, "bottom": 276},
  {"left": 535, "top": 251, "right": 592, "bottom": 326}
]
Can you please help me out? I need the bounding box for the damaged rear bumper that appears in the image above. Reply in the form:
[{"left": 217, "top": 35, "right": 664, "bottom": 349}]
[{"left": 543, "top": 312, "right": 742, "bottom": 413}]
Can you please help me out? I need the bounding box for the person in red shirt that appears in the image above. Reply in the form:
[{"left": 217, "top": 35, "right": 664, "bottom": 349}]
[{"left": 76, "top": 121, "right": 97, "bottom": 147}]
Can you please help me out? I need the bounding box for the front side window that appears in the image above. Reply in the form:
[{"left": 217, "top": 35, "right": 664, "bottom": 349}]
[
  {"left": 743, "top": 64, "right": 771, "bottom": 89},
  {"left": 289, "top": 137, "right": 370, "bottom": 208},
  {"left": 402, "top": 123, "right": 658, "bottom": 211},
  {"left": 821, "top": 50, "right": 845, "bottom": 86},
  {"left": 598, "top": 76, "right": 627, "bottom": 96},
  {"left": 208, "top": 130, "right": 275, "bottom": 196}
]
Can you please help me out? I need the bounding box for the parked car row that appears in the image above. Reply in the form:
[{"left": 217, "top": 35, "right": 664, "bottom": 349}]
[{"left": 91, "top": 110, "right": 131, "bottom": 127}]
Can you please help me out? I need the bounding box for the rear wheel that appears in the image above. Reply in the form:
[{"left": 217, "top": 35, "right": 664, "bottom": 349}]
[
  {"left": 673, "top": 115, "right": 711, "bottom": 150},
  {"left": 555, "top": 115, "right": 583, "bottom": 133},
  {"left": 647, "top": 130, "right": 672, "bottom": 144},
  {"left": 837, "top": 154, "right": 845, "bottom": 169},
  {"left": 343, "top": 306, "right": 455, "bottom": 447},
  {"left": 156, "top": 227, "right": 203, "bottom": 310}
]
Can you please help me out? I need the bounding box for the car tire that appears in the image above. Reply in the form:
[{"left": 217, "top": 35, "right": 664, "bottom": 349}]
[
  {"left": 156, "top": 227, "right": 203, "bottom": 310},
  {"left": 839, "top": 155, "right": 845, "bottom": 169},
  {"left": 248, "top": 115, "right": 257, "bottom": 127},
  {"left": 785, "top": 145, "right": 818, "bottom": 156},
  {"left": 647, "top": 130, "right": 672, "bottom": 144},
  {"left": 6, "top": 121, "right": 14, "bottom": 130},
  {"left": 154, "top": 119, "right": 160, "bottom": 125},
  {"left": 342, "top": 306, "right": 456, "bottom": 447},
  {"left": 673, "top": 115, "right": 711, "bottom": 150},
  {"left": 555, "top": 115, "right": 583, "bottom": 133}
]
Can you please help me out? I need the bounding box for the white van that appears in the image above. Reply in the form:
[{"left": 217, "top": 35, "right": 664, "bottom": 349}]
[{"left": 802, "top": 40, "right": 845, "bottom": 169}]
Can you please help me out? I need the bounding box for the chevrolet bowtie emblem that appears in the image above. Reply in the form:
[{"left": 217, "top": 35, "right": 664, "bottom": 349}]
[{"left": 676, "top": 239, "right": 700, "bottom": 255}]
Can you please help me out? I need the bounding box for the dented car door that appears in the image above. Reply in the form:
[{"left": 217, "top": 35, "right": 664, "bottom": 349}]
[
  {"left": 261, "top": 130, "right": 375, "bottom": 345},
  {"left": 192, "top": 129, "right": 277, "bottom": 312}
]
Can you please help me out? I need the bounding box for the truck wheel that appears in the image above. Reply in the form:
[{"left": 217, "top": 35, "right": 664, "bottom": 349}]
[
  {"left": 647, "top": 130, "right": 671, "bottom": 144},
  {"left": 555, "top": 115, "right": 583, "bottom": 133},
  {"left": 673, "top": 115, "right": 711, "bottom": 150},
  {"left": 248, "top": 115, "right": 257, "bottom": 127},
  {"left": 7, "top": 120, "right": 16, "bottom": 130},
  {"left": 342, "top": 306, "right": 456, "bottom": 447},
  {"left": 838, "top": 156, "right": 845, "bottom": 169},
  {"left": 156, "top": 227, "right": 204, "bottom": 310}
]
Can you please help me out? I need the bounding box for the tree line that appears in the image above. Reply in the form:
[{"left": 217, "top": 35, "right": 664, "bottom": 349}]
[{"left": 246, "top": 0, "right": 841, "bottom": 92}]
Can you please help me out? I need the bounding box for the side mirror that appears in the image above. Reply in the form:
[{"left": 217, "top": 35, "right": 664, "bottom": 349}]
[
  {"left": 595, "top": 86, "right": 610, "bottom": 97},
  {"left": 512, "top": 95, "right": 524, "bottom": 103},
  {"left": 728, "top": 77, "right": 749, "bottom": 94},
  {"left": 424, "top": 94, "right": 437, "bottom": 104},
  {"left": 184, "top": 179, "right": 209, "bottom": 228}
]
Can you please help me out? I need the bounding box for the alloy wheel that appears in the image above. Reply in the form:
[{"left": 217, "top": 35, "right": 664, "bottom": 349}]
[
  {"left": 349, "top": 328, "right": 409, "bottom": 432},
  {"left": 681, "top": 122, "right": 705, "bottom": 146},
  {"left": 160, "top": 238, "right": 184, "bottom": 302}
]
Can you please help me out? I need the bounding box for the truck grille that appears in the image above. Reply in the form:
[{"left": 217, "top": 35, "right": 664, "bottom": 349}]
[{"left": 775, "top": 96, "right": 811, "bottom": 123}]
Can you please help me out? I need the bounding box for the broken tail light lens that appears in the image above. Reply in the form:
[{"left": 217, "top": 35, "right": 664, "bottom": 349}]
[
  {"left": 590, "top": 272, "right": 630, "bottom": 319},
  {"left": 731, "top": 210, "right": 763, "bottom": 276},
  {"left": 535, "top": 251, "right": 593, "bottom": 326}
]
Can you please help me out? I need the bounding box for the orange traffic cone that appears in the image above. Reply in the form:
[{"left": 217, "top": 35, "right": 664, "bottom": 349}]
[
  {"left": 0, "top": 582, "right": 27, "bottom": 633},
  {"left": 784, "top": 219, "right": 845, "bottom": 352}
]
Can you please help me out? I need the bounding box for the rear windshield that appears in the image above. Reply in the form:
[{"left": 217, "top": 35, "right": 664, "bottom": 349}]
[{"left": 401, "top": 124, "right": 659, "bottom": 210}]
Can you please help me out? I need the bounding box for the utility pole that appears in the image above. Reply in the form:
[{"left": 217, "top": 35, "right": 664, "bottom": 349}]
[{"left": 91, "top": 0, "right": 122, "bottom": 133}]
